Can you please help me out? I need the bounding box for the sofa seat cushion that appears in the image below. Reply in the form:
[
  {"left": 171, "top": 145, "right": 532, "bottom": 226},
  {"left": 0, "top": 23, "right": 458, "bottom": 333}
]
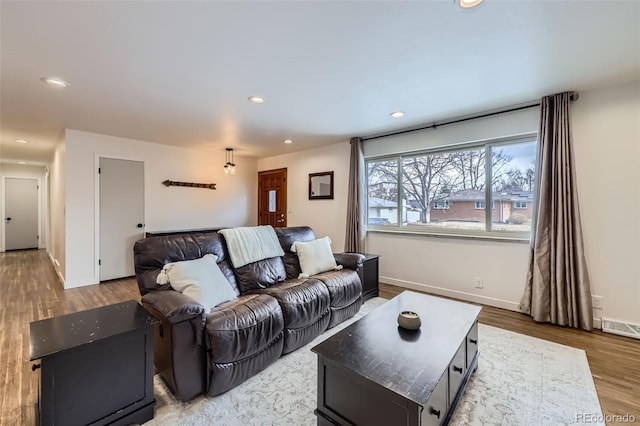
[
  {"left": 251, "top": 278, "right": 330, "bottom": 330},
  {"left": 206, "top": 294, "right": 284, "bottom": 364},
  {"left": 208, "top": 333, "right": 284, "bottom": 396},
  {"left": 313, "top": 269, "right": 362, "bottom": 308}
]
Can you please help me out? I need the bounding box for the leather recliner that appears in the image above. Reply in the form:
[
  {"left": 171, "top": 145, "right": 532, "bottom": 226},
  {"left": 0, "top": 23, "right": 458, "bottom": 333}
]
[{"left": 133, "top": 226, "right": 364, "bottom": 401}]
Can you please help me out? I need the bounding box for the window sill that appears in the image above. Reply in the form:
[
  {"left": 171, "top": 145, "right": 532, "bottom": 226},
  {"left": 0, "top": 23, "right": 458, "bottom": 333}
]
[{"left": 366, "top": 227, "right": 530, "bottom": 244}]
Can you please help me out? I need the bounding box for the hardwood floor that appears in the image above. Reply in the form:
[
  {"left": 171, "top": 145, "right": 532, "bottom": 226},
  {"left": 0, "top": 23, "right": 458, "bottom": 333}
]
[
  {"left": 0, "top": 250, "right": 140, "bottom": 426},
  {"left": 381, "top": 283, "right": 640, "bottom": 421},
  {"left": 0, "top": 250, "right": 638, "bottom": 425}
]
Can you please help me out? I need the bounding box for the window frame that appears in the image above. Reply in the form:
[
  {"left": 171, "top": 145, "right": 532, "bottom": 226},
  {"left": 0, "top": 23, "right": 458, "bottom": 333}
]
[
  {"left": 514, "top": 201, "right": 528, "bottom": 209},
  {"left": 475, "top": 201, "right": 495, "bottom": 210},
  {"left": 365, "top": 133, "right": 537, "bottom": 241},
  {"left": 433, "top": 200, "right": 450, "bottom": 210}
]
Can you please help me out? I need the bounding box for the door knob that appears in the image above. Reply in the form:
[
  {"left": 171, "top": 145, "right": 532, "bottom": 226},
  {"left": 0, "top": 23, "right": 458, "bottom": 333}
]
[
  {"left": 5, "top": 217, "right": 11, "bottom": 221},
  {"left": 137, "top": 223, "right": 144, "bottom": 228}
]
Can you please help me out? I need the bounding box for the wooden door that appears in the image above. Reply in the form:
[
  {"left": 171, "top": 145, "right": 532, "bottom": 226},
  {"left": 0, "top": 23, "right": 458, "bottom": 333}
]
[{"left": 258, "top": 168, "right": 287, "bottom": 227}]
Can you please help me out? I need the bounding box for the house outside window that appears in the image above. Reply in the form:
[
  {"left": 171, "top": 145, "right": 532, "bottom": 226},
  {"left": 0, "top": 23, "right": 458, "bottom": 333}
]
[
  {"left": 366, "top": 135, "right": 537, "bottom": 239},
  {"left": 475, "top": 201, "right": 495, "bottom": 209},
  {"left": 433, "top": 200, "right": 449, "bottom": 209}
]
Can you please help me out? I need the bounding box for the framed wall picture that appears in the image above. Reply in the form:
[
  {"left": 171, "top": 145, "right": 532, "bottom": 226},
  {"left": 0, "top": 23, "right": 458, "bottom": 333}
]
[{"left": 309, "top": 171, "right": 334, "bottom": 200}]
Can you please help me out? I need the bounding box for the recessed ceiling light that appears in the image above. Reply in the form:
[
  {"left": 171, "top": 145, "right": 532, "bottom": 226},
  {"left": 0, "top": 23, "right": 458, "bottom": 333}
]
[
  {"left": 459, "top": 0, "right": 483, "bottom": 8},
  {"left": 40, "top": 77, "right": 70, "bottom": 88},
  {"left": 18, "top": 161, "right": 27, "bottom": 165},
  {"left": 283, "top": 139, "right": 293, "bottom": 144},
  {"left": 15, "top": 139, "right": 29, "bottom": 144},
  {"left": 390, "top": 111, "right": 405, "bottom": 118},
  {"left": 248, "top": 96, "right": 265, "bottom": 104}
]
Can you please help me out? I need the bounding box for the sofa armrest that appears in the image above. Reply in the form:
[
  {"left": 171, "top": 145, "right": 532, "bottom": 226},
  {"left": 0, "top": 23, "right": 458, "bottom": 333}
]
[
  {"left": 141, "top": 290, "right": 206, "bottom": 324},
  {"left": 334, "top": 253, "right": 365, "bottom": 271}
]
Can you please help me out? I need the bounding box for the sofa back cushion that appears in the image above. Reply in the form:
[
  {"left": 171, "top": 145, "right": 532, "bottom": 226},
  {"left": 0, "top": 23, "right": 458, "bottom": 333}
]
[
  {"left": 233, "top": 257, "right": 287, "bottom": 293},
  {"left": 291, "top": 236, "right": 339, "bottom": 277},
  {"left": 274, "top": 226, "right": 317, "bottom": 279},
  {"left": 134, "top": 232, "right": 240, "bottom": 296},
  {"left": 193, "top": 233, "right": 239, "bottom": 296},
  {"left": 160, "top": 254, "right": 237, "bottom": 310}
]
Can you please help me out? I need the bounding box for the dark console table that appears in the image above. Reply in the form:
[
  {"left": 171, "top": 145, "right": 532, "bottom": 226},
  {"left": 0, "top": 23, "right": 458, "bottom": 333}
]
[
  {"left": 30, "top": 300, "right": 158, "bottom": 426},
  {"left": 312, "top": 291, "right": 481, "bottom": 426},
  {"left": 345, "top": 253, "right": 380, "bottom": 301}
]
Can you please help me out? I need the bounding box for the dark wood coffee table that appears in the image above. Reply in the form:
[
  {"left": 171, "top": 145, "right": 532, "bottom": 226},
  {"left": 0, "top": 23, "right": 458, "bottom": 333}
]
[{"left": 312, "top": 291, "right": 481, "bottom": 426}]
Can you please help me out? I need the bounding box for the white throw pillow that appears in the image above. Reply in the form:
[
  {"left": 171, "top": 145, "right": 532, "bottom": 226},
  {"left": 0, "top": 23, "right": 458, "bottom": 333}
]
[
  {"left": 156, "top": 254, "right": 236, "bottom": 310},
  {"left": 290, "top": 237, "right": 342, "bottom": 278}
]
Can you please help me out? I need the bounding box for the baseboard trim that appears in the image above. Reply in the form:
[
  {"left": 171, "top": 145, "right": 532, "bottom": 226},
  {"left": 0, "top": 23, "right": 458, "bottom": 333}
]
[
  {"left": 593, "top": 317, "right": 602, "bottom": 330},
  {"left": 47, "top": 252, "right": 66, "bottom": 288},
  {"left": 46, "top": 251, "right": 98, "bottom": 289},
  {"left": 64, "top": 278, "right": 99, "bottom": 289},
  {"left": 381, "top": 276, "right": 522, "bottom": 312}
]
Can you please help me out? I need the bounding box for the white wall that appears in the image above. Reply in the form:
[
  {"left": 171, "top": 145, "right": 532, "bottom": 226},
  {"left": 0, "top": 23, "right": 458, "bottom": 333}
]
[
  {"left": 367, "top": 82, "right": 640, "bottom": 324},
  {"left": 258, "top": 141, "right": 351, "bottom": 250},
  {"left": 0, "top": 163, "right": 48, "bottom": 252},
  {"left": 364, "top": 107, "right": 539, "bottom": 158},
  {"left": 365, "top": 107, "right": 539, "bottom": 311},
  {"left": 572, "top": 80, "right": 640, "bottom": 325},
  {"left": 368, "top": 232, "right": 530, "bottom": 310},
  {"left": 49, "top": 136, "right": 66, "bottom": 283},
  {"left": 257, "top": 81, "right": 640, "bottom": 326},
  {"left": 62, "top": 129, "right": 257, "bottom": 288}
]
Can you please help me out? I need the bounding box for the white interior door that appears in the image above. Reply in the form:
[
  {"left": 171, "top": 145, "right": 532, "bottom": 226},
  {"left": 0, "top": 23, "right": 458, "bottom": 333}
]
[
  {"left": 4, "top": 177, "right": 39, "bottom": 250},
  {"left": 99, "top": 158, "right": 144, "bottom": 281}
]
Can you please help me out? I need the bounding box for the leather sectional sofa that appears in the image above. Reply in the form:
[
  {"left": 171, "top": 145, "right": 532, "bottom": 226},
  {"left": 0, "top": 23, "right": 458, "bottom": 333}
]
[{"left": 133, "top": 226, "right": 364, "bottom": 401}]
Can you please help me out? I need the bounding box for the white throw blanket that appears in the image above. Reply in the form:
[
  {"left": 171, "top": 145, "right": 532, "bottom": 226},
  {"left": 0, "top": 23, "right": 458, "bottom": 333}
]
[{"left": 218, "top": 226, "right": 285, "bottom": 268}]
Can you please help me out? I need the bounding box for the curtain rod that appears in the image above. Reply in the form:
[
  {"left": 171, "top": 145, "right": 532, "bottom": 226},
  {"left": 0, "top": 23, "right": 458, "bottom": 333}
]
[
  {"left": 362, "top": 103, "right": 539, "bottom": 142},
  {"left": 362, "top": 92, "right": 578, "bottom": 142}
]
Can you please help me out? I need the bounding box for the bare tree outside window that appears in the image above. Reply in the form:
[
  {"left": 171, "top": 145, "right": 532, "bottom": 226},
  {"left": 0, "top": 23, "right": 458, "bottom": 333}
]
[
  {"left": 449, "top": 149, "right": 486, "bottom": 190},
  {"left": 366, "top": 137, "right": 537, "bottom": 237},
  {"left": 402, "top": 153, "right": 457, "bottom": 224},
  {"left": 491, "top": 142, "right": 537, "bottom": 232},
  {"left": 367, "top": 160, "right": 399, "bottom": 225}
]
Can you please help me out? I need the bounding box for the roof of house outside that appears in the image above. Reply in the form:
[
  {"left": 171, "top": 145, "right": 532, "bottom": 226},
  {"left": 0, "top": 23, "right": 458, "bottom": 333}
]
[
  {"left": 368, "top": 197, "right": 398, "bottom": 208},
  {"left": 443, "top": 190, "right": 534, "bottom": 202}
]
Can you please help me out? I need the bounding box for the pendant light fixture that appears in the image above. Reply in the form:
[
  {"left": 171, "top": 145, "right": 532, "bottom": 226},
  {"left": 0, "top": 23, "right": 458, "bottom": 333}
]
[
  {"left": 224, "top": 148, "right": 236, "bottom": 175},
  {"left": 459, "top": 0, "right": 483, "bottom": 8}
]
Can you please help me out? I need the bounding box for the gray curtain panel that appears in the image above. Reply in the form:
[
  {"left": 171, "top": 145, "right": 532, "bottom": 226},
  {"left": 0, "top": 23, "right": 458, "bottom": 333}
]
[
  {"left": 345, "top": 137, "right": 366, "bottom": 253},
  {"left": 521, "top": 92, "right": 593, "bottom": 331}
]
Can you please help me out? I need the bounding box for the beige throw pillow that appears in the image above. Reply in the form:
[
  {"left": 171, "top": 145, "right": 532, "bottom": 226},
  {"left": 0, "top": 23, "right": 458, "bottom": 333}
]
[
  {"left": 290, "top": 236, "right": 342, "bottom": 278},
  {"left": 156, "top": 253, "right": 236, "bottom": 310}
]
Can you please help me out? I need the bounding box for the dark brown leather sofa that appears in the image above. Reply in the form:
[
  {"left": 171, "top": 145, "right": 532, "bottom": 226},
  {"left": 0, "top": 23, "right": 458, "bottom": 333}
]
[{"left": 133, "top": 226, "right": 364, "bottom": 401}]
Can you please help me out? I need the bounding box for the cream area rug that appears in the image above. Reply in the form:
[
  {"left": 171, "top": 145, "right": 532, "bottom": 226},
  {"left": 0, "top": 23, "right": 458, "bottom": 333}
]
[{"left": 146, "top": 298, "right": 603, "bottom": 426}]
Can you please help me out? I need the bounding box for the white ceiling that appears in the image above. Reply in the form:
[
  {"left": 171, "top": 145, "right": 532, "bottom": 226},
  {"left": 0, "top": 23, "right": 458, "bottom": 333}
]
[{"left": 1, "top": 1, "right": 638, "bottom": 166}]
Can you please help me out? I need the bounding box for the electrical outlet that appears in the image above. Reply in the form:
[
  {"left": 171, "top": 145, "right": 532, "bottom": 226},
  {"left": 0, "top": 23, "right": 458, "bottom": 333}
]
[
  {"left": 592, "top": 295, "right": 603, "bottom": 310},
  {"left": 475, "top": 277, "right": 484, "bottom": 289}
]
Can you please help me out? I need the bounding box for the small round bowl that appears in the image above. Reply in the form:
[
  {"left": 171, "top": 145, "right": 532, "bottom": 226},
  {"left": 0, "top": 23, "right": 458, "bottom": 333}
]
[{"left": 397, "top": 311, "right": 421, "bottom": 330}]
